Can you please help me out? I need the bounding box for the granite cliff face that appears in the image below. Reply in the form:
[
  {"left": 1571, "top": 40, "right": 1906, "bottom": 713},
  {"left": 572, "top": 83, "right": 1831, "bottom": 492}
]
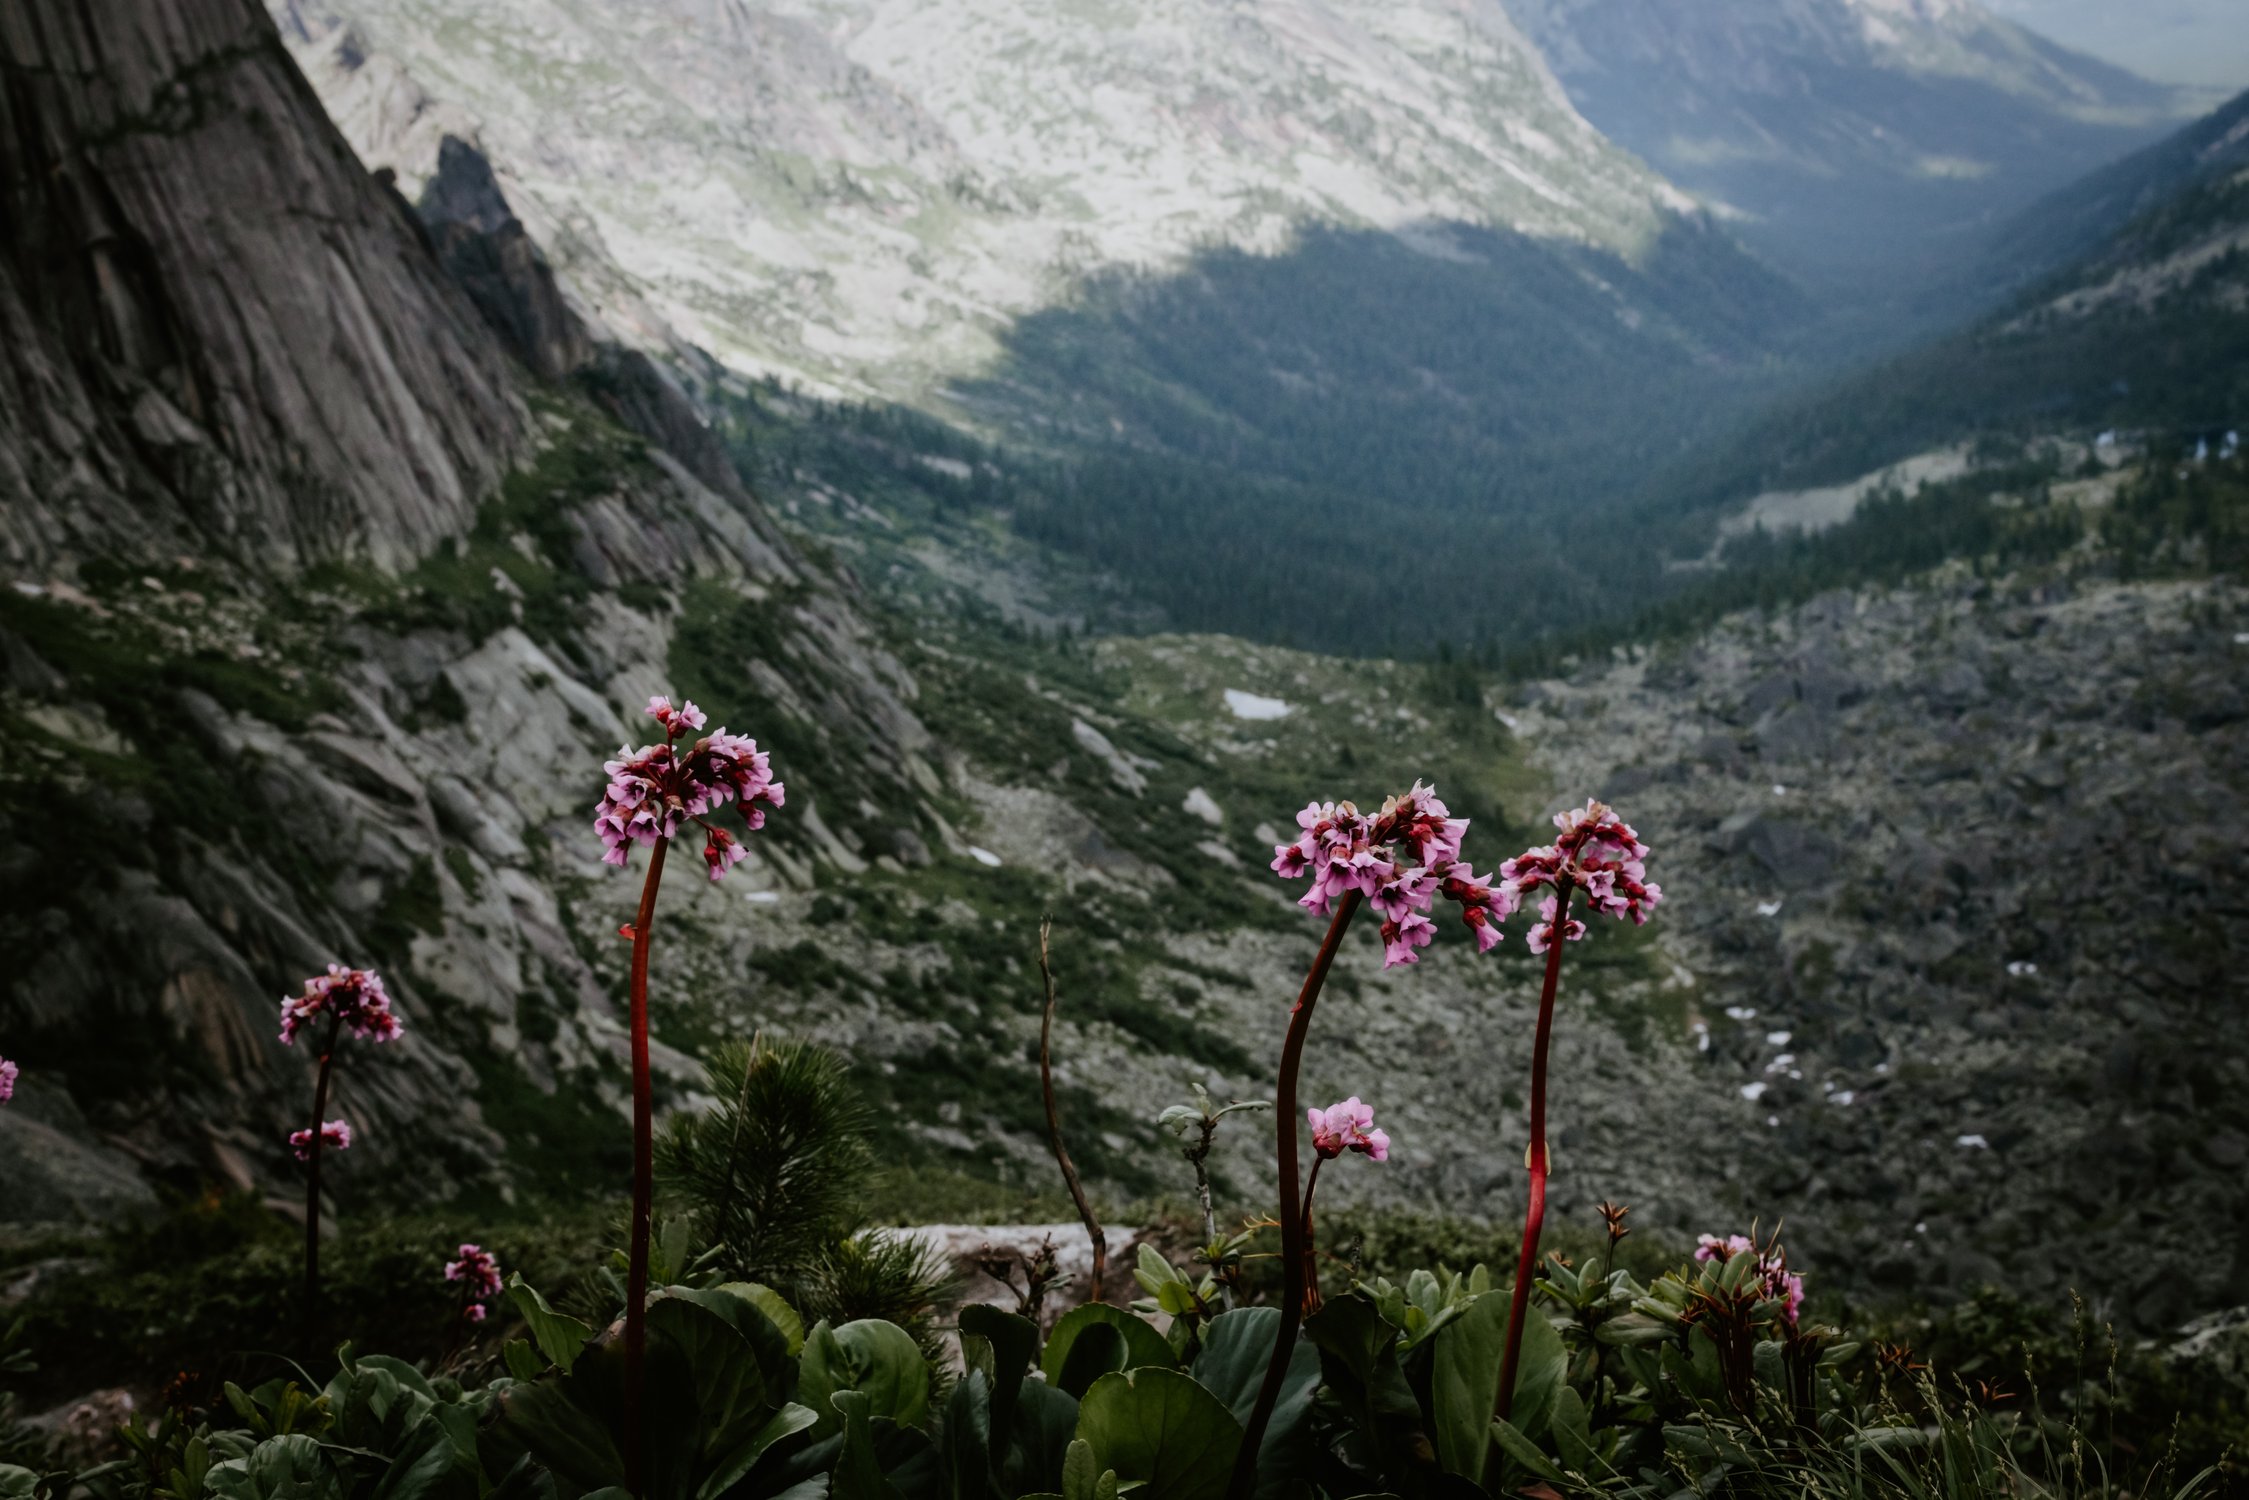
[
  {"left": 0, "top": 0, "right": 935, "bottom": 1224},
  {"left": 0, "top": 0, "right": 523, "bottom": 575}
]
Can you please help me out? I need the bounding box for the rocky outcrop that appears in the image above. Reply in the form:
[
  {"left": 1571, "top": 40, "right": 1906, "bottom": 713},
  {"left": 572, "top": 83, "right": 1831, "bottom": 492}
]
[
  {"left": 1508, "top": 571, "right": 2249, "bottom": 1328},
  {"left": 0, "top": 0, "right": 939, "bottom": 1230},
  {"left": 417, "top": 136, "right": 593, "bottom": 384},
  {"left": 0, "top": 0, "right": 524, "bottom": 576}
]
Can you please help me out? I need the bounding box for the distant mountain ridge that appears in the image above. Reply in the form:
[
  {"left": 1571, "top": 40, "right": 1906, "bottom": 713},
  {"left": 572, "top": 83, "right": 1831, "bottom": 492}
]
[
  {"left": 1620, "top": 85, "right": 2249, "bottom": 544},
  {"left": 1508, "top": 0, "right": 2189, "bottom": 313}
]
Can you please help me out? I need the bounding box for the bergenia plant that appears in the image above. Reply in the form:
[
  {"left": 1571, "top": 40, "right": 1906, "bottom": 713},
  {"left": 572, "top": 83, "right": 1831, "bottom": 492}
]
[
  {"left": 1299, "top": 1096, "right": 1390, "bottom": 1313},
  {"left": 279, "top": 964, "right": 400, "bottom": 1349},
  {"left": 1495, "top": 799, "right": 1661, "bottom": 1425},
  {"left": 1237, "top": 783, "right": 1506, "bottom": 1496},
  {"left": 445, "top": 1243, "right": 505, "bottom": 1323},
  {"left": 593, "top": 694, "right": 782, "bottom": 1490}
]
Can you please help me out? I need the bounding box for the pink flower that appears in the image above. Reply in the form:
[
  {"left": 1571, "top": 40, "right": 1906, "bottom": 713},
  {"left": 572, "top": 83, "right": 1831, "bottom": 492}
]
[
  {"left": 1694, "top": 1233, "right": 1756, "bottom": 1263},
  {"left": 290, "top": 1119, "right": 352, "bottom": 1160},
  {"left": 445, "top": 1242, "right": 505, "bottom": 1304},
  {"left": 646, "top": 695, "right": 707, "bottom": 734},
  {"left": 0, "top": 1057, "right": 16, "bottom": 1103},
  {"left": 594, "top": 697, "right": 784, "bottom": 879},
  {"left": 702, "top": 826, "right": 747, "bottom": 881},
  {"left": 1693, "top": 1232, "right": 1804, "bottom": 1325},
  {"left": 1307, "top": 1097, "right": 1392, "bottom": 1162},
  {"left": 279, "top": 967, "right": 402, "bottom": 1046},
  {"left": 1380, "top": 911, "right": 1437, "bottom": 966},
  {"left": 1502, "top": 800, "right": 1662, "bottom": 950},
  {"left": 1269, "top": 783, "right": 1517, "bottom": 966},
  {"left": 1774, "top": 1270, "right": 1806, "bottom": 1326}
]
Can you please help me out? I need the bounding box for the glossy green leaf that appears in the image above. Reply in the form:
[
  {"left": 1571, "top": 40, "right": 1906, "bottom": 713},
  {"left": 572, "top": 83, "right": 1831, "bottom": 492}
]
[
  {"left": 203, "top": 1435, "right": 342, "bottom": 1500},
  {"left": 1187, "top": 1308, "right": 1320, "bottom": 1495},
  {"left": 958, "top": 1303, "right": 1041, "bottom": 1464},
  {"left": 1000, "top": 1376, "right": 1081, "bottom": 1497},
  {"left": 1502, "top": 1307, "right": 1568, "bottom": 1444},
  {"left": 1040, "top": 1304, "right": 1175, "bottom": 1393},
  {"left": 1427, "top": 1289, "right": 1509, "bottom": 1484},
  {"left": 799, "top": 1319, "right": 930, "bottom": 1438},
  {"left": 505, "top": 1278, "right": 594, "bottom": 1375},
  {"left": 1549, "top": 1385, "right": 1595, "bottom": 1476},
  {"left": 1072, "top": 1368, "right": 1240, "bottom": 1500},
  {"left": 1052, "top": 1323, "right": 1128, "bottom": 1402},
  {"left": 715, "top": 1283, "right": 807, "bottom": 1358},
  {"left": 701, "top": 1403, "right": 818, "bottom": 1500}
]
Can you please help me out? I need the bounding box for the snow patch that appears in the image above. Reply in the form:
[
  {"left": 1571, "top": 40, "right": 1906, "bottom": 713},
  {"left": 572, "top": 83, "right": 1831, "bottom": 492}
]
[
  {"left": 1223, "top": 689, "right": 1293, "bottom": 721},
  {"left": 967, "top": 846, "right": 1003, "bottom": 868},
  {"left": 1181, "top": 786, "right": 1224, "bottom": 826}
]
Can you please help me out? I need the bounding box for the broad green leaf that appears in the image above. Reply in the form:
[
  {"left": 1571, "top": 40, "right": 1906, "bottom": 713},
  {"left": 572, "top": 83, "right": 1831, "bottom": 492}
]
[
  {"left": 1000, "top": 1376, "right": 1081, "bottom": 1497},
  {"left": 761, "top": 1484, "right": 830, "bottom": 1500},
  {"left": 505, "top": 1278, "right": 594, "bottom": 1374},
  {"left": 1053, "top": 1323, "right": 1128, "bottom": 1402},
  {"left": 799, "top": 1320, "right": 930, "bottom": 1438},
  {"left": 940, "top": 1368, "right": 995, "bottom": 1500},
  {"left": 367, "top": 1409, "right": 479, "bottom": 1500},
  {"left": 1040, "top": 1305, "right": 1175, "bottom": 1393},
  {"left": 1427, "top": 1288, "right": 1509, "bottom": 1483},
  {"left": 646, "top": 1294, "right": 773, "bottom": 1450},
  {"left": 0, "top": 1470, "right": 36, "bottom": 1500},
  {"left": 958, "top": 1303, "right": 1040, "bottom": 1461},
  {"left": 1073, "top": 1368, "right": 1240, "bottom": 1500},
  {"left": 1187, "top": 1309, "right": 1319, "bottom": 1494},
  {"left": 204, "top": 1435, "right": 342, "bottom": 1500},
  {"left": 1549, "top": 1385, "right": 1595, "bottom": 1476},
  {"left": 1501, "top": 1308, "right": 1568, "bottom": 1445},
  {"left": 1487, "top": 1419, "right": 1567, "bottom": 1485},
  {"left": 502, "top": 1341, "right": 543, "bottom": 1383},
  {"left": 715, "top": 1283, "right": 806, "bottom": 1357},
  {"left": 1303, "top": 1292, "right": 1426, "bottom": 1483},
  {"left": 826, "top": 1391, "right": 891, "bottom": 1500},
  {"left": 699, "top": 1403, "right": 818, "bottom": 1500}
]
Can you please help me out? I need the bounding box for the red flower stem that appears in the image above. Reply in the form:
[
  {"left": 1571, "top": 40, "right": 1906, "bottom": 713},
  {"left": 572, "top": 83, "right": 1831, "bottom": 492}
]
[
  {"left": 1229, "top": 888, "right": 1361, "bottom": 1500},
  {"left": 624, "top": 834, "right": 670, "bottom": 1498},
  {"left": 301, "top": 1011, "right": 343, "bottom": 1357},
  {"left": 1299, "top": 1153, "right": 1326, "bottom": 1316},
  {"left": 1498, "top": 879, "right": 1573, "bottom": 1425}
]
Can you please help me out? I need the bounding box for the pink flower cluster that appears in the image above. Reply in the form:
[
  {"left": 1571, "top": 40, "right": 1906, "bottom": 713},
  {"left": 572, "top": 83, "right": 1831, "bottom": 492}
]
[
  {"left": 0, "top": 1057, "right": 15, "bottom": 1104},
  {"left": 1307, "top": 1097, "right": 1391, "bottom": 1161},
  {"left": 445, "top": 1242, "right": 504, "bottom": 1321},
  {"left": 279, "top": 967, "right": 402, "bottom": 1046},
  {"left": 595, "top": 696, "right": 785, "bottom": 881},
  {"left": 1271, "top": 783, "right": 1517, "bottom": 966},
  {"left": 1695, "top": 1232, "right": 1806, "bottom": 1326},
  {"left": 290, "top": 1119, "right": 352, "bottom": 1161},
  {"left": 1501, "top": 800, "right": 1663, "bottom": 954}
]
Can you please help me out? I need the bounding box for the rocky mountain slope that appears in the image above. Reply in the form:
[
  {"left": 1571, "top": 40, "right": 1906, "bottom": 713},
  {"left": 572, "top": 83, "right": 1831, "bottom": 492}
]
[
  {"left": 0, "top": 0, "right": 934, "bottom": 1223},
  {"left": 1508, "top": 0, "right": 2187, "bottom": 311},
  {"left": 266, "top": 0, "right": 1696, "bottom": 402}
]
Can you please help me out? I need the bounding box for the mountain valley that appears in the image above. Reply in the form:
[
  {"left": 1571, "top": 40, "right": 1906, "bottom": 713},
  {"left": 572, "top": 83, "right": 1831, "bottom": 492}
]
[{"left": 1, "top": 0, "right": 2246, "bottom": 1415}]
